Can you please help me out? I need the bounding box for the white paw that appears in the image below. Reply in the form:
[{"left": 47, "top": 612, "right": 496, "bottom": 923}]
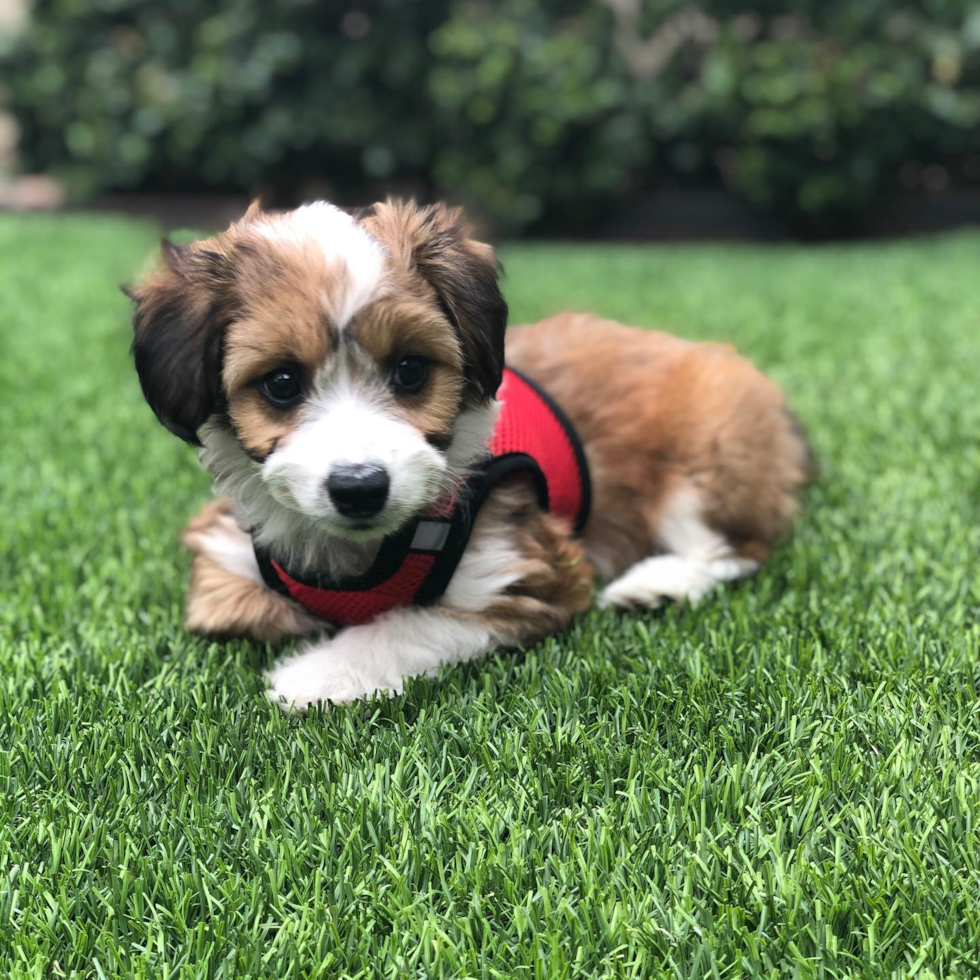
[
  {"left": 264, "top": 648, "right": 392, "bottom": 712},
  {"left": 599, "top": 555, "right": 758, "bottom": 611},
  {"left": 600, "top": 556, "right": 708, "bottom": 609},
  {"left": 190, "top": 515, "right": 264, "bottom": 584},
  {"left": 599, "top": 580, "right": 664, "bottom": 611}
]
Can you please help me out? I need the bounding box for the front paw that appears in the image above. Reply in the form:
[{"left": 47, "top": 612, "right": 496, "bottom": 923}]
[
  {"left": 182, "top": 497, "right": 242, "bottom": 554},
  {"left": 264, "top": 647, "right": 391, "bottom": 712}
]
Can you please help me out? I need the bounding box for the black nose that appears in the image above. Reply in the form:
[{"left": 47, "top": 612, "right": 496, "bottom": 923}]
[{"left": 326, "top": 463, "right": 390, "bottom": 519}]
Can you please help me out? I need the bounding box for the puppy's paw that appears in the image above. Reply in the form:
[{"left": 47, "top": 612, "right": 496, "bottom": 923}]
[
  {"left": 599, "top": 581, "right": 665, "bottom": 611},
  {"left": 265, "top": 647, "right": 390, "bottom": 712},
  {"left": 599, "top": 555, "right": 758, "bottom": 611},
  {"left": 182, "top": 497, "right": 243, "bottom": 554}
]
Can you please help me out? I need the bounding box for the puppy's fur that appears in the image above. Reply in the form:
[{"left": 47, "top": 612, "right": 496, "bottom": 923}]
[{"left": 130, "top": 200, "right": 811, "bottom": 709}]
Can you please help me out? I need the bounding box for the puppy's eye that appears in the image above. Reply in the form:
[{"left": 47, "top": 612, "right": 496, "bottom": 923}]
[
  {"left": 391, "top": 355, "right": 429, "bottom": 395},
  {"left": 260, "top": 368, "right": 303, "bottom": 408}
]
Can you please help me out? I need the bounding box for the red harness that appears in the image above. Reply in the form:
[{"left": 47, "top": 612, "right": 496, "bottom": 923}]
[{"left": 255, "top": 368, "right": 590, "bottom": 626}]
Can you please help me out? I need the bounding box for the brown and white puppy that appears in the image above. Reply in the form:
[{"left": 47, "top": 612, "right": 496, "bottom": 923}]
[{"left": 129, "top": 200, "right": 811, "bottom": 709}]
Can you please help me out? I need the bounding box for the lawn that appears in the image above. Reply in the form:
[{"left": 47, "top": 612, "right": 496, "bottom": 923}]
[{"left": 1, "top": 213, "right": 979, "bottom": 979}]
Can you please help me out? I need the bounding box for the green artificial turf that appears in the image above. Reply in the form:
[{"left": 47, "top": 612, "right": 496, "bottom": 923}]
[{"left": 1, "top": 213, "right": 979, "bottom": 979}]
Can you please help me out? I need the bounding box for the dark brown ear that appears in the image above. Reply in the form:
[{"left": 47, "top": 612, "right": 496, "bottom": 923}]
[
  {"left": 129, "top": 240, "right": 233, "bottom": 445},
  {"left": 369, "top": 202, "right": 508, "bottom": 402}
]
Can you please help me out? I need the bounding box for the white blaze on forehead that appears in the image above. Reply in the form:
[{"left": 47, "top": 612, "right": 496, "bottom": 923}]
[{"left": 256, "top": 201, "right": 387, "bottom": 328}]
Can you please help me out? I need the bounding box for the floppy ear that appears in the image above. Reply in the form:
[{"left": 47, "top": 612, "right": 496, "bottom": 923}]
[
  {"left": 129, "top": 240, "right": 232, "bottom": 445},
  {"left": 413, "top": 205, "right": 508, "bottom": 401},
  {"left": 369, "top": 202, "right": 508, "bottom": 402}
]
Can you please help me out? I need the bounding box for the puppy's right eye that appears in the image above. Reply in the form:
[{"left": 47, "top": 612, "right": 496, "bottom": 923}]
[
  {"left": 260, "top": 368, "right": 303, "bottom": 408},
  {"left": 390, "top": 355, "right": 430, "bottom": 395}
]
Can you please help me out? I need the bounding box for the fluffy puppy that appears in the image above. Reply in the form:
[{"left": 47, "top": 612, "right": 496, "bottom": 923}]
[{"left": 129, "top": 200, "right": 811, "bottom": 709}]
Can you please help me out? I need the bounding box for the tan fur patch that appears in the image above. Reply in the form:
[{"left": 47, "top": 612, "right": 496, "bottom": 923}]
[
  {"left": 396, "top": 362, "right": 463, "bottom": 447},
  {"left": 215, "top": 215, "right": 345, "bottom": 460},
  {"left": 225, "top": 390, "right": 297, "bottom": 461},
  {"left": 353, "top": 296, "right": 465, "bottom": 444},
  {"left": 182, "top": 498, "right": 320, "bottom": 642},
  {"left": 222, "top": 233, "right": 337, "bottom": 374},
  {"left": 462, "top": 482, "right": 595, "bottom": 644}
]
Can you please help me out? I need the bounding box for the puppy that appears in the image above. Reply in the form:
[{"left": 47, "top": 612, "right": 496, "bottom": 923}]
[{"left": 129, "top": 200, "right": 811, "bottom": 709}]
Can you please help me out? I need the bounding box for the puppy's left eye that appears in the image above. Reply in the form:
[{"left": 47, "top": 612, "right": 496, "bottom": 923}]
[
  {"left": 391, "top": 356, "right": 429, "bottom": 395},
  {"left": 260, "top": 368, "right": 303, "bottom": 408}
]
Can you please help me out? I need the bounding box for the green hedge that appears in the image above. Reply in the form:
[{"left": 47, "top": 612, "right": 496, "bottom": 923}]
[{"left": 5, "top": 1, "right": 980, "bottom": 233}]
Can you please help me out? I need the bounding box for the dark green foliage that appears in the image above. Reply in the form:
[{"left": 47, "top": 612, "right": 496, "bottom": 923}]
[
  {"left": 5, "top": 2, "right": 980, "bottom": 233},
  {"left": 2, "top": 214, "right": 980, "bottom": 976}
]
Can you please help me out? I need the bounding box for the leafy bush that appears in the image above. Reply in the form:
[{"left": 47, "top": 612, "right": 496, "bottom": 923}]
[{"left": 5, "top": 0, "right": 980, "bottom": 233}]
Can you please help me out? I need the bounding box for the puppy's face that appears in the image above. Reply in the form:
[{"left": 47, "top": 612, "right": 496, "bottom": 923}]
[{"left": 130, "top": 201, "right": 507, "bottom": 541}]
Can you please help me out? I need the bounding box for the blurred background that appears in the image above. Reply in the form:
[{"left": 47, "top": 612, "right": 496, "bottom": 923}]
[{"left": 2, "top": 0, "right": 980, "bottom": 239}]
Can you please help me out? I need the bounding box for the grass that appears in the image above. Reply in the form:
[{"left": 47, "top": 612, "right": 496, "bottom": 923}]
[{"left": 1, "top": 213, "right": 979, "bottom": 980}]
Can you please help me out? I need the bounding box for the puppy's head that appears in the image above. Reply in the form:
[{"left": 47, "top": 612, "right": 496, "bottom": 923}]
[{"left": 129, "top": 200, "right": 507, "bottom": 541}]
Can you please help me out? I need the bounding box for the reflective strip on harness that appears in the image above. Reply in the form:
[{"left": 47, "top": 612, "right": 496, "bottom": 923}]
[{"left": 410, "top": 521, "right": 451, "bottom": 552}]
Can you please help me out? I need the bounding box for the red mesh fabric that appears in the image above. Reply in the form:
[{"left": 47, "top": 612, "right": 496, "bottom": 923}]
[
  {"left": 489, "top": 369, "right": 584, "bottom": 525},
  {"left": 272, "top": 553, "right": 436, "bottom": 627}
]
